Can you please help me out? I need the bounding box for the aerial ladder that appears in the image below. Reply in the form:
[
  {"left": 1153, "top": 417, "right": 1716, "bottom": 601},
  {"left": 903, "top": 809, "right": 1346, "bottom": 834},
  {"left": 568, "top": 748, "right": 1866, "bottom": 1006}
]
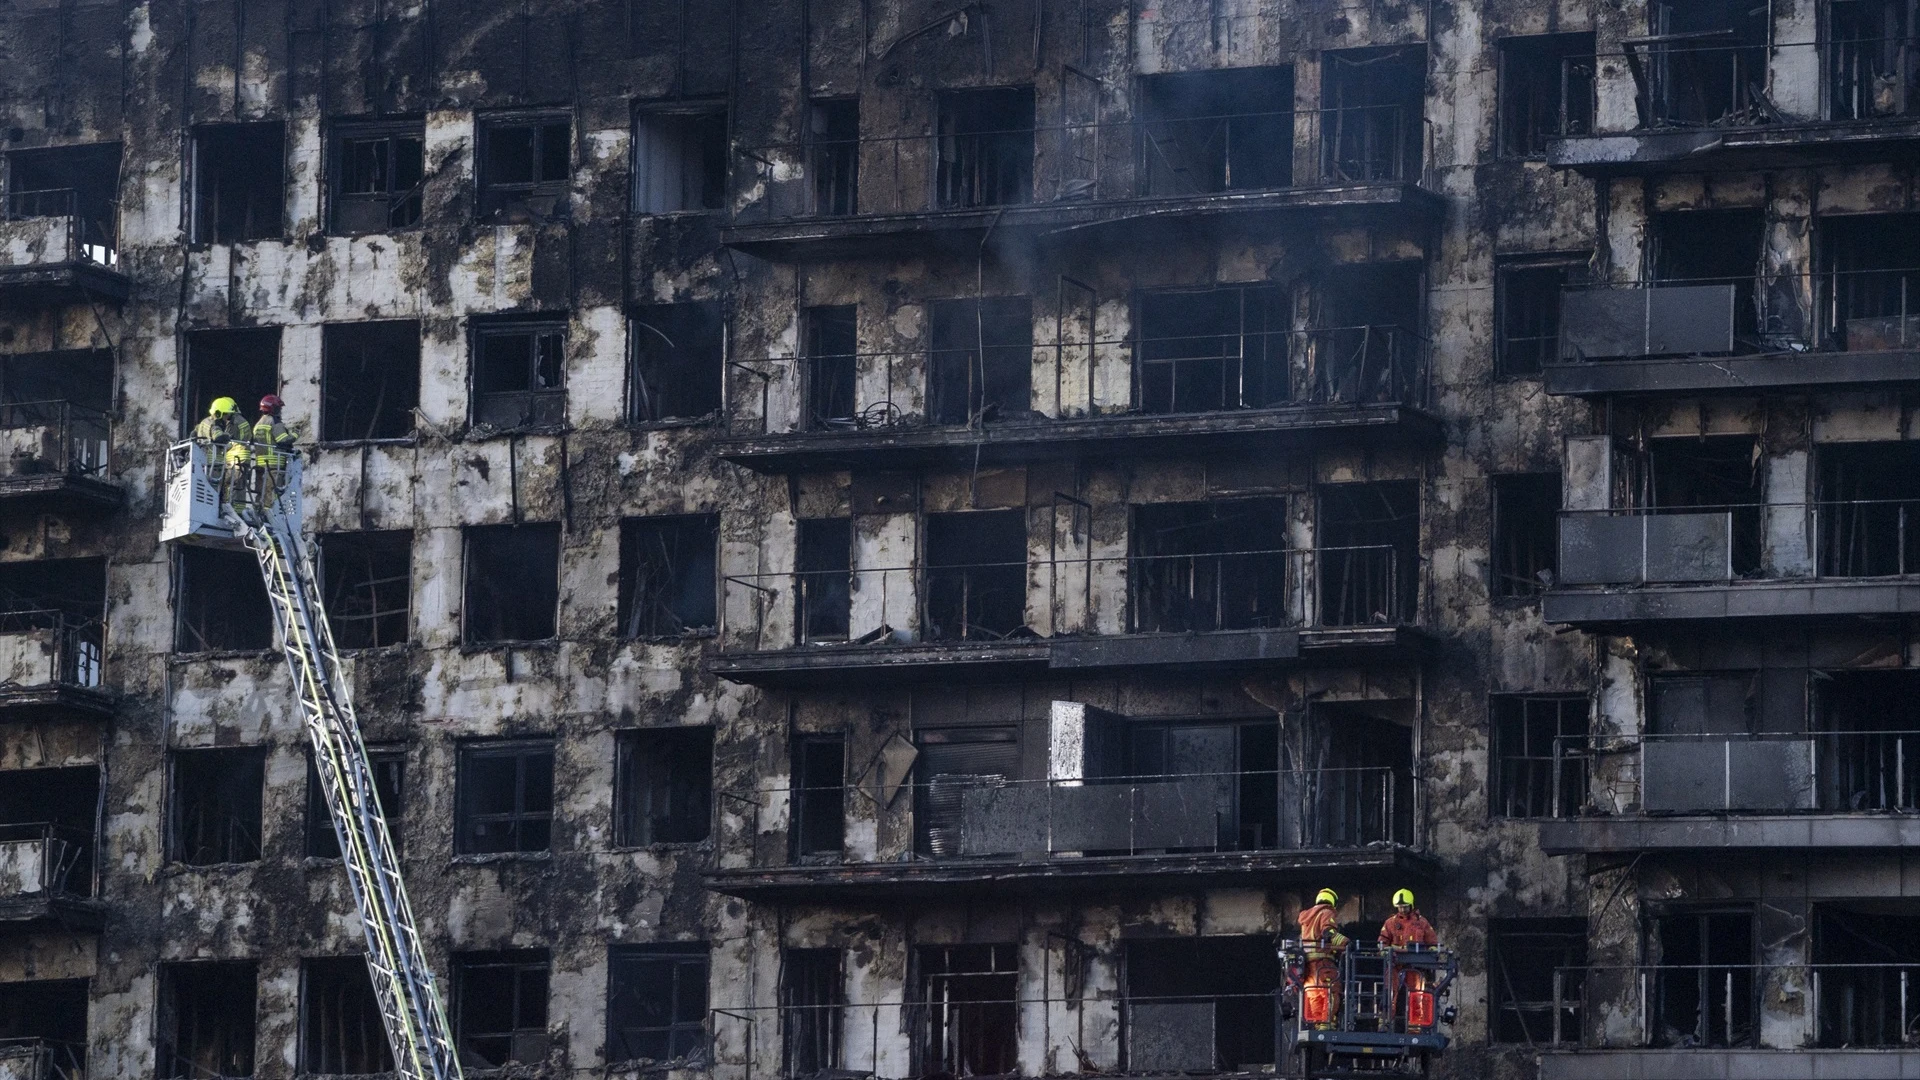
[{"left": 163, "top": 440, "right": 464, "bottom": 1080}]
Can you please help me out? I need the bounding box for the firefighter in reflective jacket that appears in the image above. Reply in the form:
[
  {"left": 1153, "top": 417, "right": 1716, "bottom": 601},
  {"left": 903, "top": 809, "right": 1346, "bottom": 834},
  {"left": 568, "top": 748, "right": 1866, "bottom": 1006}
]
[
  {"left": 1298, "top": 888, "right": 1349, "bottom": 1028},
  {"left": 251, "top": 394, "right": 298, "bottom": 466},
  {"left": 1380, "top": 888, "right": 1439, "bottom": 1031},
  {"left": 193, "top": 396, "right": 243, "bottom": 448}
]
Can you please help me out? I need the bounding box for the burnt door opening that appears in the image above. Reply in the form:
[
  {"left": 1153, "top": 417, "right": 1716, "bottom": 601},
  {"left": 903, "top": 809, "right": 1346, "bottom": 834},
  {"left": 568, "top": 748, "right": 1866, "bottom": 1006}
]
[
  {"left": 1321, "top": 46, "right": 1425, "bottom": 183},
  {"left": 782, "top": 948, "right": 845, "bottom": 1075},
  {"left": 1135, "top": 285, "right": 1287, "bottom": 413},
  {"left": 1311, "top": 262, "right": 1424, "bottom": 404},
  {"left": 1650, "top": 210, "right": 1764, "bottom": 348},
  {"left": 1819, "top": 213, "right": 1920, "bottom": 350},
  {"left": 1492, "top": 473, "right": 1561, "bottom": 597},
  {"left": 915, "top": 727, "right": 1018, "bottom": 856},
  {"left": 1642, "top": 1, "right": 1770, "bottom": 128},
  {"left": 922, "top": 509, "right": 1028, "bottom": 641},
  {"left": 1136, "top": 66, "right": 1294, "bottom": 195},
  {"left": 1303, "top": 705, "right": 1415, "bottom": 846},
  {"left": 1317, "top": 482, "right": 1419, "bottom": 625},
  {"left": 1124, "top": 936, "right": 1279, "bottom": 1071},
  {"left": 301, "top": 956, "right": 395, "bottom": 1074},
  {"left": 809, "top": 99, "right": 859, "bottom": 215},
  {"left": 916, "top": 943, "right": 1018, "bottom": 1077},
  {"left": 1816, "top": 441, "right": 1920, "bottom": 576},
  {"left": 1812, "top": 905, "right": 1920, "bottom": 1047},
  {"left": 803, "top": 305, "right": 858, "bottom": 429},
  {"left": 1815, "top": 671, "right": 1920, "bottom": 812},
  {"left": 1640, "top": 435, "right": 1765, "bottom": 576},
  {"left": 0, "top": 765, "right": 99, "bottom": 897},
  {"left": 936, "top": 87, "right": 1035, "bottom": 208},
  {"left": 1499, "top": 34, "right": 1597, "bottom": 157},
  {"left": 1830, "top": 1, "right": 1920, "bottom": 120},
  {"left": 1126, "top": 719, "right": 1280, "bottom": 850},
  {"left": 790, "top": 734, "right": 846, "bottom": 860},
  {"left": 928, "top": 296, "right": 1032, "bottom": 425},
  {"left": 1651, "top": 908, "right": 1755, "bottom": 1048},
  {"left": 159, "top": 962, "right": 257, "bottom": 1079},
  {"left": 0, "top": 979, "right": 87, "bottom": 1078},
  {"left": 1129, "top": 499, "right": 1290, "bottom": 633},
  {"left": 795, "top": 517, "right": 852, "bottom": 643}
]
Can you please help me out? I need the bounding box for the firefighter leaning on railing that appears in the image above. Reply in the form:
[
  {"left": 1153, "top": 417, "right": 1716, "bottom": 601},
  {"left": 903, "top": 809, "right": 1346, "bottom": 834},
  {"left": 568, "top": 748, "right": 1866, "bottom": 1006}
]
[
  {"left": 1380, "top": 888, "right": 1441, "bottom": 1032},
  {"left": 1298, "top": 887, "right": 1350, "bottom": 1029}
]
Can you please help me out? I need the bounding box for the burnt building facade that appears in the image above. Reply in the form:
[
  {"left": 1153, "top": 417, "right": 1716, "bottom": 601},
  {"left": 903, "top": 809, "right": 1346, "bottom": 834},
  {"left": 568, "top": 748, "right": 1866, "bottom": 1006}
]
[{"left": 1, "top": 0, "right": 1917, "bottom": 1078}]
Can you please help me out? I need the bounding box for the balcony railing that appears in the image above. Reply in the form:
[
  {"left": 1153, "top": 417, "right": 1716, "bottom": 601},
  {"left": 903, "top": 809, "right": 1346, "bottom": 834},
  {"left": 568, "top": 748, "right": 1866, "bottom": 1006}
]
[
  {"left": 731, "top": 105, "right": 1426, "bottom": 224},
  {"left": 0, "top": 822, "right": 94, "bottom": 901},
  {"left": 0, "top": 401, "right": 112, "bottom": 483},
  {"left": 1556, "top": 730, "right": 1920, "bottom": 816},
  {"left": 1554, "top": 500, "right": 1920, "bottom": 588},
  {"left": 1556, "top": 962, "right": 1920, "bottom": 1050},
  {"left": 0, "top": 188, "right": 118, "bottom": 266},
  {"left": 720, "top": 544, "right": 1410, "bottom": 652},
  {"left": 1597, "top": 37, "right": 1920, "bottom": 131},
  {"left": 0, "top": 1039, "right": 87, "bottom": 1080},
  {"left": 0, "top": 610, "right": 103, "bottom": 691}
]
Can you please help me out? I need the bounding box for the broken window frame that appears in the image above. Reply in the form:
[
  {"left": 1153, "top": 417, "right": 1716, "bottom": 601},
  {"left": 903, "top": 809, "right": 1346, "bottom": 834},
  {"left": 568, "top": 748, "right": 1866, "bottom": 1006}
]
[
  {"left": 318, "top": 529, "right": 414, "bottom": 649},
  {"left": 790, "top": 733, "right": 846, "bottom": 861},
  {"left": 3, "top": 142, "right": 122, "bottom": 263},
  {"left": 328, "top": 119, "right": 426, "bottom": 235},
  {"left": 454, "top": 739, "right": 555, "bottom": 856},
  {"left": 1827, "top": 0, "right": 1920, "bottom": 122},
  {"left": 614, "top": 726, "right": 714, "bottom": 846},
  {"left": 935, "top": 86, "right": 1036, "bottom": 209},
  {"left": 1648, "top": 905, "right": 1757, "bottom": 1049},
  {"left": 471, "top": 317, "right": 566, "bottom": 430},
  {"left": 168, "top": 747, "right": 268, "bottom": 866},
  {"left": 920, "top": 509, "right": 1029, "bottom": 642},
  {"left": 452, "top": 949, "right": 551, "bottom": 1068},
  {"left": 1490, "top": 695, "right": 1589, "bottom": 819},
  {"left": 190, "top": 122, "right": 286, "bottom": 244},
  {"left": 915, "top": 727, "right": 1019, "bottom": 857},
  {"left": 1128, "top": 499, "right": 1292, "bottom": 634},
  {"left": 926, "top": 294, "right": 1033, "bottom": 426},
  {"left": 320, "top": 320, "right": 421, "bottom": 443},
  {"left": 1134, "top": 66, "right": 1296, "bottom": 196},
  {"left": 914, "top": 943, "right": 1019, "bottom": 1077},
  {"left": 616, "top": 514, "right": 720, "bottom": 639},
  {"left": 794, "top": 517, "right": 852, "bottom": 643},
  {"left": 1495, "top": 256, "right": 1585, "bottom": 377},
  {"left": 628, "top": 301, "right": 726, "bottom": 425},
  {"left": 1490, "top": 472, "right": 1562, "bottom": 598},
  {"left": 608, "top": 943, "right": 710, "bottom": 1065},
  {"left": 1497, "top": 33, "right": 1598, "bottom": 158},
  {"left": 1815, "top": 212, "right": 1920, "bottom": 351},
  {"left": 1320, "top": 46, "right": 1426, "bottom": 184},
  {"left": 1316, "top": 481, "right": 1421, "bottom": 627},
  {"left": 1487, "top": 918, "right": 1587, "bottom": 1046},
  {"left": 1134, "top": 284, "right": 1290, "bottom": 414},
  {"left": 461, "top": 522, "right": 562, "bottom": 646},
  {"left": 801, "top": 304, "right": 858, "bottom": 431},
  {"left": 633, "top": 103, "right": 729, "bottom": 215},
  {"left": 781, "top": 948, "right": 845, "bottom": 1075},
  {"left": 1811, "top": 905, "right": 1920, "bottom": 1047},
  {"left": 300, "top": 955, "right": 396, "bottom": 1075},
  {"left": 0, "top": 764, "right": 101, "bottom": 899},
  {"left": 158, "top": 961, "right": 258, "bottom": 1080},
  {"left": 0, "top": 556, "right": 107, "bottom": 689},
  {"left": 1634, "top": 2, "right": 1772, "bottom": 130},
  {"left": 305, "top": 746, "right": 405, "bottom": 859},
  {"left": 476, "top": 112, "right": 572, "bottom": 217},
  {"left": 807, "top": 98, "right": 859, "bottom": 215}
]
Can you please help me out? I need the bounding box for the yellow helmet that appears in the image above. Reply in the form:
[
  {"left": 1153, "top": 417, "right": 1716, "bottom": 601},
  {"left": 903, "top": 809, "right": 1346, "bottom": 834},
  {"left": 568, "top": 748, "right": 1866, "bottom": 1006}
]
[
  {"left": 1393, "top": 888, "right": 1415, "bottom": 907},
  {"left": 1316, "top": 888, "right": 1339, "bottom": 907},
  {"left": 209, "top": 396, "right": 238, "bottom": 416}
]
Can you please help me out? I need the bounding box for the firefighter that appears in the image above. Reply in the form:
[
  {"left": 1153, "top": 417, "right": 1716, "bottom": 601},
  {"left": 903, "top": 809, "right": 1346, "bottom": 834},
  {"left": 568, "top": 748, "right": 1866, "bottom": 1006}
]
[
  {"left": 1380, "top": 888, "right": 1439, "bottom": 1031},
  {"left": 1298, "top": 887, "right": 1349, "bottom": 1029},
  {"left": 193, "top": 396, "right": 243, "bottom": 447},
  {"left": 249, "top": 394, "right": 298, "bottom": 493}
]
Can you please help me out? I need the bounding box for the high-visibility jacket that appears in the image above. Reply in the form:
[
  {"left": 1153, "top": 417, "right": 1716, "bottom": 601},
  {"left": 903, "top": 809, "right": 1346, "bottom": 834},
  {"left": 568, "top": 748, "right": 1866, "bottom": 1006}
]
[
  {"left": 193, "top": 413, "right": 242, "bottom": 446},
  {"left": 1299, "top": 902, "right": 1349, "bottom": 959},
  {"left": 1380, "top": 910, "right": 1438, "bottom": 949},
  {"left": 252, "top": 414, "right": 297, "bottom": 465}
]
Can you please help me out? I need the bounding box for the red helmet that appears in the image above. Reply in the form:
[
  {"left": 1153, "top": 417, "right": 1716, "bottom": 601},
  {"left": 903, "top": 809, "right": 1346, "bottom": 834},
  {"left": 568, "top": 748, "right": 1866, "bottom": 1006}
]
[{"left": 259, "top": 394, "right": 284, "bottom": 413}]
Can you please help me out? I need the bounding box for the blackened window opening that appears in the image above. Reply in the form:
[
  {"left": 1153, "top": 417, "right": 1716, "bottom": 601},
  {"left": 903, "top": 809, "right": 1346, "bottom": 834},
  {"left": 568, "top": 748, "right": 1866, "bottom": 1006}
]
[
  {"left": 1311, "top": 262, "right": 1424, "bottom": 403},
  {"left": 1814, "top": 671, "right": 1920, "bottom": 812},
  {"left": 331, "top": 123, "right": 424, "bottom": 233},
  {"left": 5, "top": 143, "right": 121, "bottom": 260},
  {"left": 1492, "top": 473, "right": 1561, "bottom": 596},
  {"left": 917, "top": 944, "right": 1018, "bottom": 1077},
  {"left": 1641, "top": 436, "right": 1765, "bottom": 576},
  {"left": 1812, "top": 905, "right": 1920, "bottom": 1047},
  {"left": 1651, "top": 908, "right": 1755, "bottom": 1048},
  {"left": 609, "top": 944, "right": 710, "bottom": 1064},
  {"left": 1816, "top": 441, "right": 1920, "bottom": 577},
  {"left": 809, "top": 99, "right": 859, "bottom": 215},
  {"left": 0, "top": 765, "right": 99, "bottom": 897},
  {"left": 1830, "top": 1, "right": 1920, "bottom": 121},
  {"left": 936, "top": 87, "right": 1035, "bottom": 208},
  {"left": 1130, "top": 499, "right": 1290, "bottom": 633},
  {"left": 1491, "top": 695, "right": 1588, "bottom": 819},
  {"left": 1650, "top": 209, "right": 1764, "bottom": 347},
  {"left": 634, "top": 108, "right": 728, "bottom": 214},
  {"left": 322, "top": 321, "right": 420, "bottom": 441},
  {"left": 0, "top": 556, "right": 106, "bottom": 687},
  {"left": 302, "top": 956, "right": 395, "bottom": 1074},
  {"left": 803, "top": 304, "right": 859, "bottom": 430},
  {"left": 456, "top": 740, "right": 555, "bottom": 855},
  {"left": 1124, "top": 937, "right": 1279, "bottom": 1070},
  {"left": 782, "top": 948, "right": 844, "bottom": 1075},
  {"left": 170, "top": 748, "right": 266, "bottom": 865},
  {"left": 630, "top": 302, "right": 724, "bottom": 423},
  {"left": 0, "top": 979, "right": 88, "bottom": 1078},
  {"left": 928, "top": 296, "right": 1032, "bottom": 425},
  {"left": 1488, "top": 918, "right": 1586, "bottom": 1045},
  {"left": 463, "top": 523, "right": 560, "bottom": 645},
  {"left": 1317, "top": 482, "right": 1419, "bottom": 625},
  {"left": 1818, "top": 213, "right": 1920, "bottom": 350},
  {"left": 615, "top": 727, "right": 713, "bottom": 846},
  {"left": 1497, "top": 260, "right": 1578, "bottom": 375},
  {"left": 1137, "top": 67, "right": 1294, "bottom": 195},
  {"left": 479, "top": 116, "right": 570, "bottom": 217},
  {"left": 1297, "top": 705, "right": 1415, "bottom": 846},
  {"left": 915, "top": 728, "right": 1017, "bottom": 856},
  {"left": 454, "top": 950, "right": 550, "bottom": 1068},
  {"left": 306, "top": 748, "right": 404, "bottom": 859},
  {"left": 159, "top": 962, "right": 256, "bottom": 1080},
  {"left": 175, "top": 546, "right": 274, "bottom": 652},
  {"left": 791, "top": 734, "right": 846, "bottom": 859},
  {"left": 796, "top": 518, "right": 852, "bottom": 643},
  {"left": 473, "top": 320, "right": 565, "bottom": 428},
  {"left": 1126, "top": 719, "right": 1280, "bottom": 850},
  {"left": 0, "top": 349, "right": 113, "bottom": 482},
  {"left": 1499, "top": 34, "right": 1596, "bottom": 156},
  {"left": 1641, "top": 1, "right": 1771, "bottom": 128},
  {"left": 922, "top": 510, "right": 1027, "bottom": 641},
  {"left": 1136, "top": 285, "right": 1287, "bottom": 413},
  {"left": 318, "top": 530, "right": 413, "bottom": 649},
  {"left": 617, "top": 515, "right": 719, "bottom": 637},
  {"left": 182, "top": 327, "right": 280, "bottom": 438},
  {"left": 1321, "top": 46, "right": 1425, "bottom": 182},
  {"left": 193, "top": 124, "right": 285, "bottom": 243}
]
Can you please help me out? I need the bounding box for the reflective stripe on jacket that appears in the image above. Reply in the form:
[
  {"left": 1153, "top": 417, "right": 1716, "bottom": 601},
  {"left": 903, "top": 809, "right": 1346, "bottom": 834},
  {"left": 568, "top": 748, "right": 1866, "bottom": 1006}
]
[
  {"left": 1299, "top": 902, "right": 1349, "bottom": 959},
  {"left": 1380, "top": 910, "right": 1439, "bottom": 949},
  {"left": 252, "top": 416, "right": 296, "bottom": 464}
]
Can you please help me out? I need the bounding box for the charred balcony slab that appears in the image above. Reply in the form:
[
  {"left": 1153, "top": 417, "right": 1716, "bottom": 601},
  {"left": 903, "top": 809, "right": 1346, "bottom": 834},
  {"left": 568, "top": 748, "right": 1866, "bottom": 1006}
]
[
  {"left": 1540, "top": 1048, "right": 1920, "bottom": 1080},
  {"left": 1543, "top": 579, "right": 1920, "bottom": 628},
  {"left": 0, "top": 616, "right": 111, "bottom": 723},
  {"left": 0, "top": 825, "right": 104, "bottom": 932},
  {"left": 1548, "top": 119, "right": 1920, "bottom": 177},
  {"left": 1540, "top": 815, "right": 1920, "bottom": 855},
  {"left": 0, "top": 206, "right": 128, "bottom": 308},
  {"left": 1545, "top": 349, "right": 1920, "bottom": 396}
]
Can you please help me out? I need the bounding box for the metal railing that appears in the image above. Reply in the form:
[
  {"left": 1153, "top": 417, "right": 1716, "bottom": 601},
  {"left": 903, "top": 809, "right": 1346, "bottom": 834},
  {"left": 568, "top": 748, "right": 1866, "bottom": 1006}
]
[
  {"left": 0, "top": 188, "right": 117, "bottom": 266},
  {"left": 726, "top": 324, "right": 1431, "bottom": 436},
  {"left": 720, "top": 544, "right": 1409, "bottom": 652},
  {"left": 0, "top": 609, "right": 103, "bottom": 689},
  {"left": 732, "top": 105, "right": 1426, "bottom": 224},
  {"left": 1555, "top": 729, "right": 1920, "bottom": 817},
  {"left": 1557, "top": 962, "right": 1920, "bottom": 1049},
  {"left": 1554, "top": 499, "right": 1920, "bottom": 587},
  {"left": 0, "top": 401, "right": 112, "bottom": 482},
  {"left": 1588, "top": 37, "right": 1920, "bottom": 132},
  {"left": 0, "top": 1038, "right": 88, "bottom": 1080},
  {"left": 0, "top": 821, "right": 94, "bottom": 900}
]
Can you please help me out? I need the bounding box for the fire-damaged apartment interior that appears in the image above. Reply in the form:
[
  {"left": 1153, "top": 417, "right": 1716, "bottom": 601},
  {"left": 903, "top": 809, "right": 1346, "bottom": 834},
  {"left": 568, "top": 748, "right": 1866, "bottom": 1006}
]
[{"left": 12, "top": 0, "right": 1920, "bottom": 1078}]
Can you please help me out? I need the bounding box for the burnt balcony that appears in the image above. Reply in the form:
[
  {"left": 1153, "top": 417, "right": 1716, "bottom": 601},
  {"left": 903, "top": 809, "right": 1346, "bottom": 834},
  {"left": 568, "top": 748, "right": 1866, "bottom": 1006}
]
[
  {"left": 0, "top": 401, "right": 119, "bottom": 513},
  {"left": 0, "top": 188, "right": 128, "bottom": 307},
  {"left": 717, "top": 324, "right": 1438, "bottom": 474},
  {"left": 0, "top": 1039, "right": 87, "bottom": 1080},
  {"left": 722, "top": 105, "right": 1439, "bottom": 261},
  {"left": 0, "top": 823, "right": 102, "bottom": 930},
  {"left": 707, "top": 544, "right": 1427, "bottom": 688},
  {"left": 0, "top": 612, "right": 109, "bottom": 723}
]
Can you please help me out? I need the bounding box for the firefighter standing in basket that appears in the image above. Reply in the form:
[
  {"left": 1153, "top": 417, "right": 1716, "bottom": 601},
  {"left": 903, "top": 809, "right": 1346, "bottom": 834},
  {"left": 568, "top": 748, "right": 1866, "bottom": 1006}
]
[
  {"left": 250, "top": 394, "right": 298, "bottom": 499},
  {"left": 1380, "top": 888, "right": 1440, "bottom": 1031},
  {"left": 1298, "top": 887, "right": 1350, "bottom": 1029}
]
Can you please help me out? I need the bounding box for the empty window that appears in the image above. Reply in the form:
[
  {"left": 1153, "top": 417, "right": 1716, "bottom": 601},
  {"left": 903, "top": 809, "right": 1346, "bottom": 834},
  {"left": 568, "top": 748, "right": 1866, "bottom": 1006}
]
[
  {"left": 790, "top": 734, "right": 845, "bottom": 860},
  {"left": 1499, "top": 34, "right": 1596, "bottom": 157},
  {"left": 1492, "top": 695, "right": 1588, "bottom": 819},
  {"left": 803, "top": 304, "right": 858, "bottom": 430},
  {"left": 795, "top": 517, "right": 852, "bottom": 643},
  {"left": 170, "top": 747, "right": 266, "bottom": 865},
  {"left": 917, "top": 944, "right": 1017, "bottom": 1076},
  {"left": 634, "top": 107, "right": 727, "bottom": 214},
  {"left": 175, "top": 546, "right": 274, "bottom": 652},
  {"left": 454, "top": 950, "right": 550, "bottom": 1068},
  {"left": 1131, "top": 500, "right": 1290, "bottom": 633},
  {"left": 322, "top": 321, "right": 420, "bottom": 441},
  {"left": 1488, "top": 919, "right": 1585, "bottom": 1045},
  {"left": 1831, "top": 1, "right": 1920, "bottom": 121},
  {"left": 1125, "top": 937, "right": 1280, "bottom": 1071},
  {"left": 456, "top": 740, "right": 554, "bottom": 855},
  {"left": 319, "top": 530, "right": 413, "bottom": 649},
  {"left": 478, "top": 115, "right": 570, "bottom": 217},
  {"left": 922, "top": 510, "right": 1028, "bottom": 642},
  {"left": 1639, "top": 1, "right": 1769, "bottom": 128},
  {"left": 0, "top": 979, "right": 88, "bottom": 1078},
  {"left": 1137, "top": 284, "right": 1288, "bottom": 414},
  {"left": 1816, "top": 441, "right": 1920, "bottom": 577},
  {"left": 629, "top": 302, "right": 724, "bottom": 423},
  {"left": 1818, "top": 213, "right": 1920, "bottom": 350},
  {"left": 1309, "top": 262, "right": 1425, "bottom": 404},
  {"left": 782, "top": 949, "right": 844, "bottom": 1075},
  {"left": 936, "top": 87, "right": 1034, "bottom": 209},
  {"left": 1814, "top": 671, "right": 1920, "bottom": 812},
  {"left": 5, "top": 143, "right": 121, "bottom": 262},
  {"left": 808, "top": 99, "right": 859, "bottom": 215},
  {"left": 1650, "top": 907, "right": 1754, "bottom": 1048},
  {"left": 1497, "top": 259, "right": 1581, "bottom": 375},
  {"left": 615, "top": 727, "right": 714, "bottom": 846},
  {"left": 0, "top": 765, "right": 100, "bottom": 898},
  {"left": 159, "top": 962, "right": 256, "bottom": 1080},
  {"left": 607, "top": 944, "right": 709, "bottom": 1064},
  {"left": 1137, "top": 67, "right": 1294, "bottom": 195},
  {"left": 617, "top": 515, "right": 718, "bottom": 638},
  {"left": 1651, "top": 210, "right": 1764, "bottom": 346},
  {"left": 306, "top": 748, "right": 405, "bottom": 858},
  {"left": 1321, "top": 47, "right": 1425, "bottom": 183},
  {"left": 330, "top": 122, "right": 425, "bottom": 233},
  {"left": 1492, "top": 473, "right": 1560, "bottom": 597},
  {"left": 0, "top": 557, "right": 106, "bottom": 690},
  {"left": 472, "top": 319, "right": 565, "bottom": 429},
  {"left": 1317, "top": 481, "right": 1420, "bottom": 626},
  {"left": 1812, "top": 906, "right": 1920, "bottom": 1047},
  {"left": 182, "top": 327, "right": 280, "bottom": 438},
  {"left": 192, "top": 124, "right": 285, "bottom": 243},
  {"left": 463, "top": 523, "right": 561, "bottom": 645},
  {"left": 1636, "top": 435, "right": 1766, "bottom": 575},
  {"left": 301, "top": 956, "right": 395, "bottom": 1074},
  {"left": 928, "top": 296, "right": 1032, "bottom": 425},
  {"left": 0, "top": 348, "right": 112, "bottom": 490}
]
